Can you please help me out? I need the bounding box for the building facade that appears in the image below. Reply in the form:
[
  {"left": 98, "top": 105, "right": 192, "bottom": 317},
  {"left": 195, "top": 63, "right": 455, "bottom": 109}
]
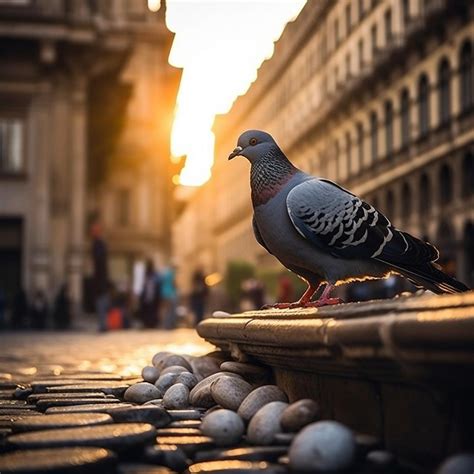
[
  {"left": 0, "top": 0, "right": 178, "bottom": 315},
  {"left": 174, "top": 0, "right": 474, "bottom": 296}
]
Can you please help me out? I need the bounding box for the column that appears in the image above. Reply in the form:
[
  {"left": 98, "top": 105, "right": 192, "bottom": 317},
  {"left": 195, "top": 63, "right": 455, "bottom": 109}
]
[
  {"left": 67, "top": 76, "right": 87, "bottom": 316},
  {"left": 30, "top": 82, "right": 52, "bottom": 295}
]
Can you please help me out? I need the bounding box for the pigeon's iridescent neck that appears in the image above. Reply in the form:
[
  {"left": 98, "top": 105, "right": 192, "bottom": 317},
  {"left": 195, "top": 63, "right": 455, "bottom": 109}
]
[{"left": 250, "top": 149, "right": 297, "bottom": 207}]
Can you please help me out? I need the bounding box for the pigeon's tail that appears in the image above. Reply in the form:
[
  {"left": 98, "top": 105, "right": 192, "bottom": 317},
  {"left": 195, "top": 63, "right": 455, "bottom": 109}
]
[{"left": 391, "top": 261, "right": 470, "bottom": 294}]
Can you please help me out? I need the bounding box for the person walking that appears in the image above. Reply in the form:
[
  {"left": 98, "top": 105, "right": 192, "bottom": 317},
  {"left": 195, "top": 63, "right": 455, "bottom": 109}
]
[
  {"left": 91, "top": 223, "right": 109, "bottom": 332},
  {"left": 160, "top": 263, "right": 178, "bottom": 330},
  {"left": 52, "top": 284, "right": 71, "bottom": 330},
  {"left": 189, "top": 269, "right": 208, "bottom": 325},
  {"left": 139, "top": 259, "right": 161, "bottom": 329},
  {"left": 11, "top": 287, "right": 27, "bottom": 329},
  {"left": 29, "top": 290, "right": 49, "bottom": 329}
]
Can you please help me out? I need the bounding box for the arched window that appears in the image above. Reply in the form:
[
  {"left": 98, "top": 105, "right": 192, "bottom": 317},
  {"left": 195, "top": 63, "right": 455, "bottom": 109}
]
[
  {"left": 384, "top": 100, "right": 394, "bottom": 157},
  {"left": 460, "top": 40, "right": 473, "bottom": 112},
  {"left": 438, "top": 58, "right": 451, "bottom": 125},
  {"left": 439, "top": 164, "right": 453, "bottom": 205},
  {"left": 357, "top": 122, "right": 364, "bottom": 170},
  {"left": 386, "top": 189, "right": 395, "bottom": 217},
  {"left": 418, "top": 74, "right": 430, "bottom": 137},
  {"left": 370, "top": 111, "right": 378, "bottom": 162},
  {"left": 346, "top": 132, "right": 352, "bottom": 176},
  {"left": 419, "top": 173, "right": 431, "bottom": 214},
  {"left": 401, "top": 182, "right": 412, "bottom": 218},
  {"left": 462, "top": 152, "right": 474, "bottom": 197},
  {"left": 400, "top": 88, "right": 410, "bottom": 147}
]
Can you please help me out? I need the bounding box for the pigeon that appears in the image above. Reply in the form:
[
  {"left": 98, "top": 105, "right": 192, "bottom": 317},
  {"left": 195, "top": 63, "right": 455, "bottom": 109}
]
[{"left": 228, "top": 130, "right": 470, "bottom": 308}]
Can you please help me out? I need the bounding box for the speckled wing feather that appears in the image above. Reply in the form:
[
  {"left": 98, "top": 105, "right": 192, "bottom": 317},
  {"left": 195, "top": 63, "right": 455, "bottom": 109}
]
[{"left": 286, "top": 178, "right": 438, "bottom": 265}]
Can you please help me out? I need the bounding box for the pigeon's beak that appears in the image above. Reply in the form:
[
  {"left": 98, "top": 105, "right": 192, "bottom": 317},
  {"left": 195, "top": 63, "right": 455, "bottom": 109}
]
[{"left": 228, "top": 146, "right": 243, "bottom": 160}]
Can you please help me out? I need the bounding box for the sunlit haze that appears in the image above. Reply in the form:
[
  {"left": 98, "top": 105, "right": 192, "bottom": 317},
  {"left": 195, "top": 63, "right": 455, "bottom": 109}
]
[{"left": 155, "top": 0, "right": 306, "bottom": 186}]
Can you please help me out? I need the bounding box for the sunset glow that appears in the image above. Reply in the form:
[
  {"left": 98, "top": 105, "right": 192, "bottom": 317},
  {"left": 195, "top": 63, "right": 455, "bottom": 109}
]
[{"left": 159, "top": 0, "right": 306, "bottom": 186}]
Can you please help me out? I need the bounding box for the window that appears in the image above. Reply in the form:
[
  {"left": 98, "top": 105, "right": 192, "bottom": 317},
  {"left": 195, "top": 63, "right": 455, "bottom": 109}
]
[
  {"left": 402, "top": 0, "right": 410, "bottom": 24},
  {"left": 400, "top": 88, "right": 410, "bottom": 147},
  {"left": 0, "top": 118, "right": 24, "bottom": 174},
  {"left": 439, "top": 164, "right": 453, "bottom": 205},
  {"left": 358, "top": 0, "right": 364, "bottom": 20},
  {"left": 116, "top": 189, "right": 131, "bottom": 227},
  {"left": 419, "top": 173, "right": 431, "bottom": 214},
  {"left": 370, "top": 111, "right": 378, "bottom": 162},
  {"left": 438, "top": 58, "right": 451, "bottom": 126},
  {"left": 384, "top": 9, "right": 392, "bottom": 43},
  {"left": 401, "top": 182, "right": 412, "bottom": 218},
  {"left": 345, "top": 3, "right": 352, "bottom": 34},
  {"left": 418, "top": 74, "right": 430, "bottom": 137},
  {"left": 358, "top": 39, "right": 364, "bottom": 70},
  {"left": 462, "top": 152, "right": 474, "bottom": 197},
  {"left": 346, "top": 53, "right": 351, "bottom": 79},
  {"left": 371, "top": 25, "right": 378, "bottom": 58},
  {"left": 460, "top": 40, "right": 473, "bottom": 113},
  {"left": 357, "top": 122, "right": 364, "bottom": 169},
  {"left": 346, "top": 132, "right": 352, "bottom": 175},
  {"left": 384, "top": 100, "right": 394, "bottom": 157}
]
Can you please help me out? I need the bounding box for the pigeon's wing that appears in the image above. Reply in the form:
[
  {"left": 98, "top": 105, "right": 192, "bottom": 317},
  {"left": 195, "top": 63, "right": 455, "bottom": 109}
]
[
  {"left": 286, "top": 178, "right": 438, "bottom": 265},
  {"left": 252, "top": 215, "right": 272, "bottom": 255}
]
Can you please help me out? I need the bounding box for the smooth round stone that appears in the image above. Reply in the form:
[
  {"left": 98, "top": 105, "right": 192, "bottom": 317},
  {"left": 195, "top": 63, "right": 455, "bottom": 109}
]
[
  {"left": 157, "top": 427, "right": 202, "bottom": 436},
  {"left": 124, "top": 383, "right": 162, "bottom": 404},
  {"left": 436, "top": 454, "right": 474, "bottom": 474},
  {"left": 36, "top": 398, "right": 118, "bottom": 410},
  {"left": 14, "top": 386, "right": 32, "bottom": 400},
  {"left": 157, "top": 355, "right": 192, "bottom": 372},
  {"left": 186, "top": 460, "right": 286, "bottom": 473},
  {"left": 288, "top": 421, "right": 356, "bottom": 471},
  {"left": 7, "top": 422, "right": 157, "bottom": 451},
  {"left": 170, "top": 420, "right": 201, "bottom": 429},
  {"left": 47, "top": 383, "right": 129, "bottom": 397},
  {"left": 280, "top": 399, "right": 320, "bottom": 433},
  {"left": 365, "top": 450, "right": 396, "bottom": 469},
  {"left": 12, "top": 413, "right": 113, "bottom": 432},
  {"left": 189, "top": 385, "right": 215, "bottom": 409},
  {"left": 237, "top": 386, "right": 288, "bottom": 422},
  {"left": 45, "top": 403, "right": 132, "bottom": 414},
  {"left": 143, "top": 399, "right": 164, "bottom": 407},
  {"left": 210, "top": 376, "right": 252, "bottom": 411},
  {"left": 0, "top": 447, "right": 116, "bottom": 473},
  {"left": 163, "top": 383, "right": 189, "bottom": 410},
  {"left": 145, "top": 444, "right": 188, "bottom": 472},
  {"left": 152, "top": 352, "right": 172, "bottom": 367},
  {"left": 196, "top": 446, "right": 288, "bottom": 463},
  {"left": 28, "top": 392, "right": 106, "bottom": 403},
  {"left": 155, "top": 374, "right": 179, "bottom": 394},
  {"left": 190, "top": 357, "right": 221, "bottom": 379},
  {"left": 219, "top": 362, "right": 271, "bottom": 381},
  {"left": 109, "top": 406, "right": 171, "bottom": 427},
  {"left": 117, "top": 464, "right": 173, "bottom": 474},
  {"left": 141, "top": 366, "right": 161, "bottom": 384},
  {"left": 176, "top": 372, "right": 199, "bottom": 389},
  {"left": 168, "top": 409, "right": 202, "bottom": 421},
  {"left": 161, "top": 366, "right": 190, "bottom": 376},
  {"left": 247, "top": 401, "right": 288, "bottom": 445},
  {"left": 156, "top": 435, "right": 214, "bottom": 456},
  {"left": 200, "top": 409, "right": 244, "bottom": 447},
  {"left": 190, "top": 372, "right": 242, "bottom": 404}
]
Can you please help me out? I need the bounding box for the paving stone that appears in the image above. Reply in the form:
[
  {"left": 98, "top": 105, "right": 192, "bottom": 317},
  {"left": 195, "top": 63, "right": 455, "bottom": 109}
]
[
  {"left": 45, "top": 402, "right": 133, "bottom": 414},
  {"left": 0, "top": 409, "right": 41, "bottom": 417},
  {"left": 144, "top": 444, "right": 189, "bottom": 472},
  {"left": 156, "top": 435, "right": 214, "bottom": 456},
  {"left": 28, "top": 392, "right": 106, "bottom": 403},
  {"left": 195, "top": 447, "right": 288, "bottom": 463},
  {"left": 36, "top": 397, "right": 119, "bottom": 410},
  {"left": 30, "top": 380, "right": 84, "bottom": 393},
  {"left": 0, "top": 401, "right": 31, "bottom": 408},
  {"left": 169, "top": 420, "right": 202, "bottom": 429},
  {"left": 0, "top": 382, "right": 19, "bottom": 390},
  {"left": 0, "top": 373, "right": 12, "bottom": 381},
  {"left": 0, "top": 446, "right": 117, "bottom": 473},
  {"left": 117, "top": 464, "right": 174, "bottom": 474},
  {"left": 156, "top": 427, "right": 202, "bottom": 437},
  {"left": 7, "top": 422, "right": 157, "bottom": 451},
  {"left": 273, "top": 432, "right": 295, "bottom": 445},
  {"left": 46, "top": 383, "right": 129, "bottom": 397},
  {"left": 168, "top": 409, "right": 202, "bottom": 421},
  {"left": 12, "top": 413, "right": 114, "bottom": 432},
  {"left": 108, "top": 406, "right": 171, "bottom": 427},
  {"left": 185, "top": 460, "right": 286, "bottom": 473}
]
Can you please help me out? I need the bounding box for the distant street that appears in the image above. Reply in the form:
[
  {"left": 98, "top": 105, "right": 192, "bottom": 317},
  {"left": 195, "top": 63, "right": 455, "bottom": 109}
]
[{"left": 0, "top": 329, "right": 214, "bottom": 379}]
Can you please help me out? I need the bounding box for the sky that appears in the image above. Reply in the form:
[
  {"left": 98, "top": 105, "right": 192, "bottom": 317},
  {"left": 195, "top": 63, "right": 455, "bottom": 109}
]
[{"left": 149, "top": 0, "right": 307, "bottom": 186}]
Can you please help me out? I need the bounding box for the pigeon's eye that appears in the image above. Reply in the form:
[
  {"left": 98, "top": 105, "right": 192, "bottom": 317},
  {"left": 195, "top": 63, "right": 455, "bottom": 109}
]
[{"left": 249, "top": 138, "right": 258, "bottom": 146}]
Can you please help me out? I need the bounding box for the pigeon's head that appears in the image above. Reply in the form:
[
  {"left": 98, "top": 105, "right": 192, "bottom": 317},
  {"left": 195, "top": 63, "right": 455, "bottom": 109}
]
[{"left": 228, "top": 130, "right": 278, "bottom": 163}]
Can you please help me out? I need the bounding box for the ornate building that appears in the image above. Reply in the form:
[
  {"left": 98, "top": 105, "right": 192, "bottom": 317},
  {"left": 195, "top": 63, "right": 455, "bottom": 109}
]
[
  {"left": 0, "top": 1, "right": 178, "bottom": 314},
  {"left": 174, "top": 0, "right": 474, "bottom": 296}
]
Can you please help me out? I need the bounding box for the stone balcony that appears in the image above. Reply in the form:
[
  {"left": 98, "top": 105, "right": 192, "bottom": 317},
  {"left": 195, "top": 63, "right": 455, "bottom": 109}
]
[{"left": 198, "top": 291, "right": 474, "bottom": 471}]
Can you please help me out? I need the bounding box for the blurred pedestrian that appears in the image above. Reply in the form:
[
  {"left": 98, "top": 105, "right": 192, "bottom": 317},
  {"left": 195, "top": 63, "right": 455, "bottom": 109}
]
[
  {"left": 11, "top": 287, "right": 27, "bottom": 329},
  {"left": 52, "top": 284, "right": 71, "bottom": 330},
  {"left": 161, "top": 263, "right": 178, "bottom": 330},
  {"left": 240, "top": 278, "right": 265, "bottom": 310},
  {"left": 29, "top": 290, "right": 49, "bottom": 330},
  {"left": 277, "top": 273, "right": 294, "bottom": 304},
  {"left": 190, "top": 268, "right": 208, "bottom": 325},
  {"left": 91, "top": 223, "right": 110, "bottom": 332},
  {"left": 139, "top": 259, "right": 161, "bottom": 328}
]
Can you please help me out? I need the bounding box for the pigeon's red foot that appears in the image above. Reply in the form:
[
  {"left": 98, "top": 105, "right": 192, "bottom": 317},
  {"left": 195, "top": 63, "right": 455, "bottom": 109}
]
[
  {"left": 302, "top": 297, "right": 344, "bottom": 307},
  {"left": 261, "top": 302, "right": 293, "bottom": 310}
]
